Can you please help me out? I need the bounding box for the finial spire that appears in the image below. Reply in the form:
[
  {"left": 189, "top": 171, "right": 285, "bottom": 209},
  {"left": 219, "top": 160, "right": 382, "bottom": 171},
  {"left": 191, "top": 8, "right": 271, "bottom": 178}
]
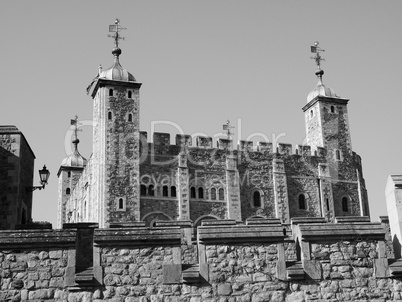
[
  {"left": 310, "top": 41, "right": 325, "bottom": 82},
  {"left": 108, "top": 18, "right": 126, "bottom": 58}
]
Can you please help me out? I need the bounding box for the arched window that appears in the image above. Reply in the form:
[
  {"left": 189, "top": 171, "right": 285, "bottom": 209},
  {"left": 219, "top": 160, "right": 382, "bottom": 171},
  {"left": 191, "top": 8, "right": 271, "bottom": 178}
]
[
  {"left": 298, "top": 194, "right": 306, "bottom": 210},
  {"left": 108, "top": 112, "right": 112, "bottom": 120},
  {"left": 162, "top": 185, "right": 168, "bottom": 197},
  {"left": 218, "top": 188, "right": 224, "bottom": 201},
  {"left": 140, "top": 185, "right": 147, "bottom": 196},
  {"left": 190, "top": 187, "right": 196, "bottom": 198},
  {"left": 128, "top": 114, "right": 133, "bottom": 122},
  {"left": 198, "top": 187, "right": 204, "bottom": 199},
  {"left": 171, "top": 186, "right": 177, "bottom": 197},
  {"left": 118, "top": 198, "right": 124, "bottom": 209},
  {"left": 342, "top": 197, "right": 348, "bottom": 212},
  {"left": 109, "top": 89, "right": 113, "bottom": 96},
  {"left": 67, "top": 171, "right": 71, "bottom": 178},
  {"left": 128, "top": 90, "right": 132, "bottom": 98},
  {"left": 331, "top": 106, "right": 335, "bottom": 113},
  {"left": 66, "top": 188, "right": 71, "bottom": 195},
  {"left": 336, "top": 150, "right": 341, "bottom": 160},
  {"left": 253, "top": 191, "right": 261, "bottom": 208},
  {"left": 148, "top": 185, "right": 155, "bottom": 197},
  {"left": 210, "top": 188, "right": 216, "bottom": 200},
  {"left": 310, "top": 110, "right": 314, "bottom": 118}
]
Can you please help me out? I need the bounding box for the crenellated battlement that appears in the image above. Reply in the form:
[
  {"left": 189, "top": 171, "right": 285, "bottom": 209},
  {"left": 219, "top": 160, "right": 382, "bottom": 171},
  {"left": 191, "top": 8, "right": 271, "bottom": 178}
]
[{"left": 139, "top": 131, "right": 328, "bottom": 158}]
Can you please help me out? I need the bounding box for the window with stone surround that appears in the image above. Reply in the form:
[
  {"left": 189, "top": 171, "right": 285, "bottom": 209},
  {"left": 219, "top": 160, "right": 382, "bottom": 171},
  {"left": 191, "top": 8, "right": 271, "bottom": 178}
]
[
  {"left": 162, "top": 186, "right": 168, "bottom": 197},
  {"left": 218, "top": 188, "right": 224, "bottom": 201},
  {"left": 66, "top": 188, "right": 70, "bottom": 195},
  {"left": 67, "top": 171, "right": 71, "bottom": 178},
  {"left": 342, "top": 197, "right": 348, "bottom": 212},
  {"left": 116, "top": 197, "right": 126, "bottom": 211},
  {"left": 253, "top": 191, "right": 261, "bottom": 208},
  {"left": 140, "top": 185, "right": 147, "bottom": 196},
  {"left": 190, "top": 187, "right": 196, "bottom": 198},
  {"left": 210, "top": 188, "right": 216, "bottom": 200},
  {"left": 108, "top": 111, "right": 112, "bottom": 120},
  {"left": 298, "top": 194, "right": 306, "bottom": 210},
  {"left": 128, "top": 90, "right": 132, "bottom": 98},
  {"left": 198, "top": 187, "right": 204, "bottom": 199},
  {"left": 128, "top": 113, "right": 133, "bottom": 122},
  {"left": 171, "top": 186, "right": 177, "bottom": 197},
  {"left": 310, "top": 109, "right": 314, "bottom": 118},
  {"left": 109, "top": 89, "right": 113, "bottom": 96},
  {"left": 331, "top": 105, "right": 335, "bottom": 113},
  {"left": 335, "top": 149, "right": 342, "bottom": 161},
  {"left": 148, "top": 185, "right": 155, "bottom": 197}
]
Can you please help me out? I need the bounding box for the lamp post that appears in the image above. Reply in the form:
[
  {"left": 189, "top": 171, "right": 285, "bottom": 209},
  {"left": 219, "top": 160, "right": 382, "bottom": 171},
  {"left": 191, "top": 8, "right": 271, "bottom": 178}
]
[{"left": 26, "top": 165, "right": 50, "bottom": 192}]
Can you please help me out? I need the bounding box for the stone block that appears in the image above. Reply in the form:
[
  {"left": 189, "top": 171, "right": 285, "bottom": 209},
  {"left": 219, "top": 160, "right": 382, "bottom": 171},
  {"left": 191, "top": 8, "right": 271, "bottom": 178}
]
[
  {"left": 375, "top": 258, "right": 389, "bottom": 278},
  {"left": 303, "top": 260, "right": 322, "bottom": 280},
  {"left": 217, "top": 283, "right": 232, "bottom": 296},
  {"left": 163, "top": 264, "right": 181, "bottom": 284}
]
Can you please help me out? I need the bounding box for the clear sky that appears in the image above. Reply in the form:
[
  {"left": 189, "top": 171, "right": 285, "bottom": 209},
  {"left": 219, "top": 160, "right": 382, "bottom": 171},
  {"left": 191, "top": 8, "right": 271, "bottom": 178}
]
[{"left": 1, "top": 1, "right": 401, "bottom": 226}]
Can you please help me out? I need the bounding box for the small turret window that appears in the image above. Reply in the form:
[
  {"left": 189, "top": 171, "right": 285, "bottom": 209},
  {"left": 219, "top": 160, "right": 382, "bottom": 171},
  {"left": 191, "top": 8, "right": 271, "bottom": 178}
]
[
  {"left": 66, "top": 188, "right": 71, "bottom": 195},
  {"left": 128, "top": 114, "right": 133, "bottom": 122},
  {"left": 331, "top": 106, "right": 335, "bottom": 113},
  {"left": 128, "top": 91, "right": 132, "bottom": 98},
  {"left": 118, "top": 198, "right": 124, "bottom": 209},
  {"left": 108, "top": 112, "right": 112, "bottom": 120},
  {"left": 109, "top": 89, "right": 113, "bottom": 96},
  {"left": 67, "top": 171, "right": 71, "bottom": 178},
  {"left": 310, "top": 110, "right": 314, "bottom": 118}
]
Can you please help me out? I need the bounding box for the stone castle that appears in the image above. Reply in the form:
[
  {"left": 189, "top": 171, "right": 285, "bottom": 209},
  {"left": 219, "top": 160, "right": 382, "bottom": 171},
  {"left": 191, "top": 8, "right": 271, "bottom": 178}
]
[
  {"left": 57, "top": 35, "right": 368, "bottom": 230},
  {"left": 2, "top": 21, "right": 402, "bottom": 301}
]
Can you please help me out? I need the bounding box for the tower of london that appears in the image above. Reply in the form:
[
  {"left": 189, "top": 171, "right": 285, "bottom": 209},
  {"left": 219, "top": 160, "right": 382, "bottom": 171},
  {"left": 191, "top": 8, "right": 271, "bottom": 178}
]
[{"left": 57, "top": 24, "right": 368, "bottom": 230}]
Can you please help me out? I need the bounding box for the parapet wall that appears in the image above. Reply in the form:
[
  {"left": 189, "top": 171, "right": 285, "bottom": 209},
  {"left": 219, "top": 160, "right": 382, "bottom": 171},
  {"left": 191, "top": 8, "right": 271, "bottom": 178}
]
[
  {"left": 0, "top": 217, "right": 400, "bottom": 301},
  {"left": 141, "top": 131, "right": 327, "bottom": 157}
]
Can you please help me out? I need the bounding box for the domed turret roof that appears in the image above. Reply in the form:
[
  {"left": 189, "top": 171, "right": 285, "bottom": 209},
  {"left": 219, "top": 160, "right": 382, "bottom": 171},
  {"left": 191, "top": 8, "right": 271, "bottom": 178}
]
[
  {"left": 307, "top": 69, "right": 339, "bottom": 103},
  {"left": 61, "top": 139, "right": 87, "bottom": 167},
  {"left": 98, "top": 47, "right": 136, "bottom": 82}
]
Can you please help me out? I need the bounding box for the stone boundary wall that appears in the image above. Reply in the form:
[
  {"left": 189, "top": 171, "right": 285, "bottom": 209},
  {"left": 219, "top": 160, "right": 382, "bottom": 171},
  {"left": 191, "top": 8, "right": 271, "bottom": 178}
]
[{"left": 0, "top": 217, "right": 399, "bottom": 301}]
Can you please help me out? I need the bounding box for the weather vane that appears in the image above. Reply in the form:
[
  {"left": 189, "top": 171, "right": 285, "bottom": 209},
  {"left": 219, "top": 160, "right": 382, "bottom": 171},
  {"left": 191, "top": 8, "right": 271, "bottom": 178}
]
[
  {"left": 222, "top": 120, "right": 234, "bottom": 139},
  {"left": 108, "top": 18, "right": 127, "bottom": 48},
  {"left": 70, "top": 115, "right": 82, "bottom": 143},
  {"left": 310, "top": 41, "right": 325, "bottom": 70}
]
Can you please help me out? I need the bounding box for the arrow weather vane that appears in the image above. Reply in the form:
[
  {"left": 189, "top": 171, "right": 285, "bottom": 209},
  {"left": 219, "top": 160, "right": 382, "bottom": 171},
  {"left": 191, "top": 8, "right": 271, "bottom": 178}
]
[
  {"left": 310, "top": 41, "right": 325, "bottom": 70},
  {"left": 108, "top": 18, "right": 127, "bottom": 48}
]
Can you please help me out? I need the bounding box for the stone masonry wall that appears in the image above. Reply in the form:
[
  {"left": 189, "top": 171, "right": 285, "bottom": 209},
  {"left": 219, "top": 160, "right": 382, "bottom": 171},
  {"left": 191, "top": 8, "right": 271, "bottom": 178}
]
[{"left": 0, "top": 219, "right": 399, "bottom": 301}]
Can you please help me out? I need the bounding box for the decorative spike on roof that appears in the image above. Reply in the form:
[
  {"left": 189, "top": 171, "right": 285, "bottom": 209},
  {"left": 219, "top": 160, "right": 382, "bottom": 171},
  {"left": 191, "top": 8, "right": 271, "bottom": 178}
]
[
  {"left": 61, "top": 116, "right": 87, "bottom": 167},
  {"left": 99, "top": 18, "right": 136, "bottom": 82}
]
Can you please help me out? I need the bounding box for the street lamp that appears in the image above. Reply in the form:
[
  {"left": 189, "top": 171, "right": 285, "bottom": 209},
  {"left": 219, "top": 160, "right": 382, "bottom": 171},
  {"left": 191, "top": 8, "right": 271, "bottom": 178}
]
[{"left": 26, "top": 165, "right": 50, "bottom": 192}]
